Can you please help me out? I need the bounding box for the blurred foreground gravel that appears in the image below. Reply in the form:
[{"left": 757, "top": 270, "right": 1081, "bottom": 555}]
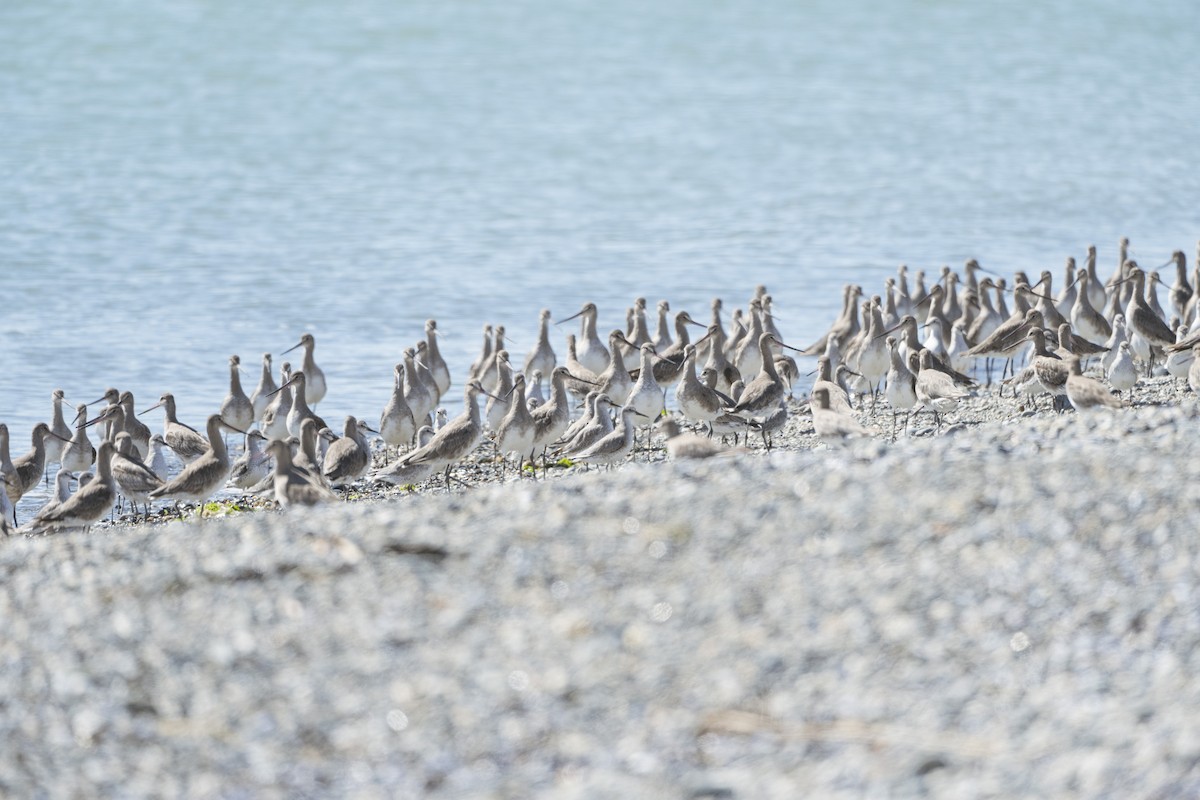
[{"left": 4, "top": 398, "right": 1200, "bottom": 798}]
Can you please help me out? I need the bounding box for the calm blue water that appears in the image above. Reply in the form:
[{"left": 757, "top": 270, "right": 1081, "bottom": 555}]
[{"left": 2, "top": 0, "right": 1198, "bottom": 509}]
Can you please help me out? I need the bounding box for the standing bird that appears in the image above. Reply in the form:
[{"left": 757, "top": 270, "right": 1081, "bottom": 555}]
[
  {"left": 573, "top": 406, "right": 643, "bottom": 469},
  {"left": 148, "top": 415, "right": 244, "bottom": 514},
  {"left": 140, "top": 393, "right": 209, "bottom": 464},
  {"left": 266, "top": 439, "right": 338, "bottom": 509},
  {"left": 145, "top": 434, "right": 170, "bottom": 482},
  {"left": 280, "top": 372, "right": 328, "bottom": 438},
  {"left": 1106, "top": 341, "right": 1138, "bottom": 401},
  {"left": 424, "top": 319, "right": 452, "bottom": 398},
  {"left": 110, "top": 432, "right": 165, "bottom": 521},
  {"left": 810, "top": 388, "right": 874, "bottom": 445},
  {"left": 558, "top": 302, "right": 609, "bottom": 375},
  {"left": 1064, "top": 357, "right": 1123, "bottom": 411},
  {"left": 281, "top": 333, "right": 326, "bottom": 406},
  {"left": 524, "top": 309, "right": 557, "bottom": 379},
  {"left": 1120, "top": 264, "right": 1177, "bottom": 375},
  {"left": 249, "top": 353, "right": 277, "bottom": 422},
  {"left": 21, "top": 441, "right": 118, "bottom": 535},
  {"left": 6, "top": 423, "right": 66, "bottom": 522},
  {"left": 322, "top": 416, "right": 375, "bottom": 488},
  {"left": 884, "top": 337, "right": 918, "bottom": 439},
  {"left": 380, "top": 363, "right": 417, "bottom": 453},
  {"left": 260, "top": 361, "right": 294, "bottom": 441},
  {"left": 220, "top": 355, "right": 255, "bottom": 435},
  {"left": 228, "top": 430, "right": 270, "bottom": 490},
  {"left": 495, "top": 374, "right": 536, "bottom": 474},
  {"left": 60, "top": 405, "right": 97, "bottom": 474},
  {"left": 46, "top": 389, "right": 73, "bottom": 469},
  {"left": 915, "top": 350, "right": 970, "bottom": 431},
  {"left": 394, "top": 382, "right": 489, "bottom": 488}
]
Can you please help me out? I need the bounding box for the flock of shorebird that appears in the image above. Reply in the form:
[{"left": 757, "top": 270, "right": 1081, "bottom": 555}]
[{"left": 3, "top": 237, "right": 1199, "bottom": 537}]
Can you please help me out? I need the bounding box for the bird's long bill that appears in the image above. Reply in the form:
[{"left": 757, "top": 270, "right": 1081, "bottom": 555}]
[
  {"left": 556, "top": 308, "right": 585, "bottom": 325},
  {"left": 268, "top": 375, "right": 300, "bottom": 396},
  {"left": 772, "top": 337, "right": 807, "bottom": 354},
  {"left": 137, "top": 402, "right": 164, "bottom": 416},
  {"left": 281, "top": 341, "right": 303, "bottom": 355},
  {"left": 46, "top": 430, "right": 73, "bottom": 442},
  {"left": 87, "top": 395, "right": 109, "bottom": 405},
  {"left": 219, "top": 419, "right": 249, "bottom": 435},
  {"left": 875, "top": 321, "right": 906, "bottom": 340},
  {"left": 80, "top": 412, "right": 111, "bottom": 429}
]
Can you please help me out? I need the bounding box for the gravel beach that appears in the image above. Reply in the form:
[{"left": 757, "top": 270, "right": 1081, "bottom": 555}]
[{"left": 4, "top": 381, "right": 1200, "bottom": 798}]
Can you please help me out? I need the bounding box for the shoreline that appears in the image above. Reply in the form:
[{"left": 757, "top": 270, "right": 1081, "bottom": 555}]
[{"left": 4, "top": 385, "right": 1200, "bottom": 796}]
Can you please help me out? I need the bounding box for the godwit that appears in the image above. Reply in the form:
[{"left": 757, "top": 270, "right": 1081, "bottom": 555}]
[
  {"left": 111, "top": 432, "right": 165, "bottom": 521},
  {"left": 627, "top": 343, "right": 666, "bottom": 423},
  {"left": 249, "top": 353, "right": 277, "bottom": 422},
  {"left": 322, "top": 416, "right": 375, "bottom": 487},
  {"left": 810, "top": 388, "right": 873, "bottom": 444},
  {"left": 595, "top": 331, "right": 634, "bottom": 406},
  {"left": 260, "top": 361, "right": 294, "bottom": 441},
  {"left": 425, "top": 320, "right": 452, "bottom": 397},
  {"left": 280, "top": 372, "right": 329, "bottom": 438},
  {"left": 265, "top": 439, "right": 339, "bottom": 509},
  {"left": 140, "top": 393, "right": 208, "bottom": 463},
  {"left": 495, "top": 374, "right": 536, "bottom": 474},
  {"left": 281, "top": 333, "right": 326, "bottom": 406},
  {"left": 1064, "top": 356, "right": 1123, "bottom": 411},
  {"left": 675, "top": 344, "right": 734, "bottom": 431},
  {"left": 572, "top": 406, "right": 643, "bottom": 468},
  {"left": 655, "top": 417, "right": 741, "bottom": 460},
  {"left": 1070, "top": 270, "right": 1112, "bottom": 345},
  {"left": 228, "top": 430, "right": 270, "bottom": 490},
  {"left": 557, "top": 302, "right": 609, "bottom": 375},
  {"left": 148, "top": 415, "right": 246, "bottom": 513},
  {"left": 380, "top": 363, "right": 417, "bottom": 452},
  {"left": 395, "top": 381, "right": 488, "bottom": 488},
  {"left": 21, "top": 441, "right": 118, "bottom": 535},
  {"left": 220, "top": 355, "right": 255, "bottom": 436},
  {"left": 523, "top": 309, "right": 557, "bottom": 379},
  {"left": 402, "top": 347, "right": 436, "bottom": 426},
  {"left": 884, "top": 337, "right": 917, "bottom": 439},
  {"left": 371, "top": 426, "right": 436, "bottom": 487},
  {"left": 484, "top": 351, "right": 515, "bottom": 431},
  {"left": 914, "top": 350, "right": 970, "bottom": 431},
  {"left": 46, "top": 389, "right": 72, "bottom": 469},
  {"left": 6, "top": 423, "right": 67, "bottom": 523},
  {"left": 61, "top": 405, "right": 96, "bottom": 474}
]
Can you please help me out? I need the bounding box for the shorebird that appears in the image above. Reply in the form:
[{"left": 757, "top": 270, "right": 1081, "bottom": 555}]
[
  {"left": 965, "top": 309, "right": 1044, "bottom": 387},
  {"left": 323, "top": 416, "right": 375, "bottom": 488},
  {"left": 527, "top": 369, "right": 546, "bottom": 408},
  {"left": 145, "top": 434, "right": 169, "bottom": 482},
  {"left": 915, "top": 350, "right": 970, "bottom": 431},
  {"left": 810, "top": 388, "right": 873, "bottom": 445},
  {"left": 531, "top": 367, "right": 578, "bottom": 460},
  {"left": 89, "top": 387, "right": 121, "bottom": 440},
  {"left": 5, "top": 423, "right": 67, "bottom": 522},
  {"left": 1107, "top": 341, "right": 1138, "bottom": 400},
  {"left": 140, "top": 393, "right": 209, "bottom": 463},
  {"left": 884, "top": 337, "right": 918, "bottom": 439},
  {"left": 380, "top": 363, "right": 417, "bottom": 453},
  {"left": 573, "top": 406, "right": 643, "bottom": 468},
  {"left": 524, "top": 309, "right": 557, "bottom": 379},
  {"left": 884, "top": 314, "right": 975, "bottom": 386},
  {"left": 557, "top": 394, "right": 616, "bottom": 457},
  {"left": 1166, "top": 325, "right": 1198, "bottom": 379},
  {"left": 371, "top": 426, "right": 436, "bottom": 486},
  {"left": 228, "top": 430, "right": 270, "bottom": 490},
  {"left": 249, "top": 353, "right": 277, "bottom": 422},
  {"left": 700, "top": 323, "right": 741, "bottom": 394},
  {"left": 627, "top": 343, "right": 667, "bottom": 424},
  {"left": 219, "top": 355, "right": 255, "bottom": 435},
  {"left": 468, "top": 324, "right": 494, "bottom": 384},
  {"left": 1070, "top": 269, "right": 1112, "bottom": 345},
  {"left": 292, "top": 418, "right": 328, "bottom": 478},
  {"left": 495, "top": 374, "right": 536, "bottom": 473},
  {"left": 261, "top": 361, "right": 294, "bottom": 441},
  {"left": 111, "top": 432, "right": 165, "bottom": 520},
  {"left": 21, "top": 441, "right": 118, "bottom": 535},
  {"left": 115, "top": 392, "right": 151, "bottom": 460},
  {"left": 653, "top": 300, "right": 673, "bottom": 353},
  {"left": 1065, "top": 356, "right": 1123, "bottom": 411},
  {"left": 1028, "top": 328, "right": 1069, "bottom": 411},
  {"left": 61, "top": 405, "right": 96, "bottom": 473},
  {"left": 46, "top": 389, "right": 72, "bottom": 469},
  {"left": 395, "top": 381, "right": 489, "bottom": 488},
  {"left": 558, "top": 302, "right": 609, "bottom": 375},
  {"left": 402, "top": 347, "right": 436, "bottom": 426},
  {"left": 1119, "top": 264, "right": 1176, "bottom": 375},
  {"left": 425, "top": 319, "right": 452, "bottom": 398},
  {"left": 1168, "top": 250, "right": 1193, "bottom": 319},
  {"left": 281, "top": 333, "right": 326, "bottom": 406},
  {"left": 266, "top": 439, "right": 338, "bottom": 509},
  {"left": 1189, "top": 343, "right": 1200, "bottom": 394},
  {"left": 675, "top": 344, "right": 735, "bottom": 430},
  {"left": 1082, "top": 244, "right": 1107, "bottom": 311},
  {"left": 1101, "top": 315, "right": 1129, "bottom": 373},
  {"left": 280, "top": 372, "right": 329, "bottom": 438},
  {"left": 811, "top": 356, "right": 855, "bottom": 415},
  {"left": 477, "top": 326, "right": 509, "bottom": 393},
  {"left": 727, "top": 333, "right": 802, "bottom": 420},
  {"left": 1055, "top": 322, "right": 1109, "bottom": 365},
  {"left": 34, "top": 468, "right": 76, "bottom": 523},
  {"left": 149, "top": 415, "right": 245, "bottom": 513},
  {"left": 656, "top": 416, "right": 740, "bottom": 460},
  {"left": 484, "top": 351, "right": 515, "bottom": 431},
  {"left": 595, "top": 331, "right": 634, "bottom": 406}
]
